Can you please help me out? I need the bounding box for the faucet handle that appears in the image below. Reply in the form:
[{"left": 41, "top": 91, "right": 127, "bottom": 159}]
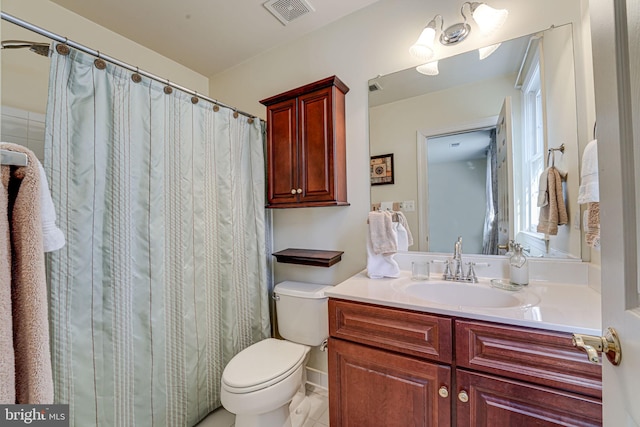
[
  {"left": 465, "top": 262, "right": 490, "bottom": 283},
  {"left": 431, "top": 259, "right": 452, "bottom": 279}
]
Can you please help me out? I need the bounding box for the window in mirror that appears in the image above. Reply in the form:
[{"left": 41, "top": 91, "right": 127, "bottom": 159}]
[{"left": 518, "top": 46, "right": 544, "bottom": 236}]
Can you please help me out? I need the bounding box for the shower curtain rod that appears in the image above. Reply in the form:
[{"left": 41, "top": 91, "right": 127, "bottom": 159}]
[{"left": 1, "top": 11, "right": 262, "bottom": 122}]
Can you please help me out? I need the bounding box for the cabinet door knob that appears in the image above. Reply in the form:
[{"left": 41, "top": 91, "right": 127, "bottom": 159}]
[
  {"left": 297, "top": 188, "right": 302, "bottom": 194},
  {"left": 291, "top": 189, "right": 297, "bottom": 194},
  {"left": 458, "top": 390, "right": 469, "bottom": 403},
  {"left": 438, "top": 386, "right": 449, "bottom": 398}
]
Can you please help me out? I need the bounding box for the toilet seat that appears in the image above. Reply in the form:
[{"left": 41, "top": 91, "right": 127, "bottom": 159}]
[{"left": 222, "top": 338, "right": 309, "bottom": 394}]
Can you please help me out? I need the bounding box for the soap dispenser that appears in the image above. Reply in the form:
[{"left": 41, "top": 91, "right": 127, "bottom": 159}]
[{"left": 509, "top": 243, "right": 529, "bottom": 286}]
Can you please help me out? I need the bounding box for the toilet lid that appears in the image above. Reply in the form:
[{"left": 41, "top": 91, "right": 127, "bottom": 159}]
[{"left": 222, "top": 338, "right": 309, "bottom": 393}]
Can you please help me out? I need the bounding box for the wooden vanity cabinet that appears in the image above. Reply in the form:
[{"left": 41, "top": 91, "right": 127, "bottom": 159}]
[
  {"left": 328, "top": 299, "right": 453, "bottom": 427},
  {"left": 328, "top": 299, "right": 603, "bottom": 427},
  {"left": 455, "top": 320, "right": 602, "bottom": 426},
  {"left": 260, "top": 76, "right": 349, "bottom": 208}
]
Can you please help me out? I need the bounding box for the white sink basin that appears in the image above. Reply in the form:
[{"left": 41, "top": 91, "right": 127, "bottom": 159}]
[{"left": 397, "top": 281, "right": 540, "bottom": 308}]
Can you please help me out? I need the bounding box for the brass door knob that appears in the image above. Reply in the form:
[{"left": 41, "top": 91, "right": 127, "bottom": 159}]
[
  {"left": 572, "top": 327, "right": 622, "bottom": 366},
  {"left": 458, "top": 390, "right": 469, "bottom": 403}
]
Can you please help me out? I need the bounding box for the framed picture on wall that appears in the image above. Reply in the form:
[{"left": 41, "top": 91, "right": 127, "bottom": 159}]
[{"left": 370, "top": 153, "right": 394, "bottom": 185}]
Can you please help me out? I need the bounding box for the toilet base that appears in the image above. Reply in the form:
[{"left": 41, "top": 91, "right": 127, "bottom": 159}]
[{"left": 234, "top": 405, "right": 291, "bottom": 427}]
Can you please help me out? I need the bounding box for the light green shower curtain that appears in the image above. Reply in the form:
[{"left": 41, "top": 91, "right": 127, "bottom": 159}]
[{"left": 44, "top": 46, "right": 270, "bottom": 426}]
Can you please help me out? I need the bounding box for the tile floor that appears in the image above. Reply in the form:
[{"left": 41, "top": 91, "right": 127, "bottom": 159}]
[{"left": 196, "top": 385, "right": 329, "bottom": 427}]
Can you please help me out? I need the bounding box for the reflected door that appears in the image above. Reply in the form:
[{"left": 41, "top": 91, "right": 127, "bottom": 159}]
[{"left": 496, "top": 97, "right": 514, "bottom": 252}]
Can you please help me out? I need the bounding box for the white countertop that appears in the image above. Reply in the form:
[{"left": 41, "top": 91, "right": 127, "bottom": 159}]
[{"left": 325, "top": 270, "right": 602, "bottom": 336}]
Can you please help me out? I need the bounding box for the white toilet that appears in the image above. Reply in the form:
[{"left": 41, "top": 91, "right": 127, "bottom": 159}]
[{"left": 220, "top": 281, "right": 331, "bottom": 427}]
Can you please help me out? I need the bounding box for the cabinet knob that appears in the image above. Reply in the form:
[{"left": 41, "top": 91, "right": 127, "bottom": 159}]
[
  {"left": 296, "top": 188, "right": 302, "bottom": 194},
  {"left": 438, "top": 386, "right": 449, "bottom": 398},
  {"left": 458, "top": 390, "right": 469, "bottom": 403},
  {"left": 291, "top": 189, "right": 297, "bottom": 194}
]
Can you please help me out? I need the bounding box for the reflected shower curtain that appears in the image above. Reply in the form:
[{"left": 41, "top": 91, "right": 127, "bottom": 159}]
[
  {"left": 44, "top": 47, "right": 270, "bottom": 426},
  {"left": 482, "top": 130, "right": 498, "bottom": 255}
]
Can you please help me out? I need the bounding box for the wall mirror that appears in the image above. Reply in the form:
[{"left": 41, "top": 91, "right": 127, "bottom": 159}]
[{"left": 369, "top": 23, "right": 584, "bottom": 259}]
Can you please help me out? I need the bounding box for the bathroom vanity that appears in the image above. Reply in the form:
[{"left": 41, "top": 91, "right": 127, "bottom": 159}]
[{"left": 325, "top": 261, "right": 603, "bottom": 426}]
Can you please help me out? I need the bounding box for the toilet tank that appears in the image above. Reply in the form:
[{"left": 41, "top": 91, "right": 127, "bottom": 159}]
[{"left": 274, "top": 281, "right": 331, "bottom": 346}]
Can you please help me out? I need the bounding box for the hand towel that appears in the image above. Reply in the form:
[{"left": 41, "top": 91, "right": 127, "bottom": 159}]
[
  {"left": 396, "top": 222, "right": 409, "bottom": 252},
  {"left": 0, "top": 142, "right": 53, "bottom": 404},
  {"left": 578, "top": 139, "right": 599, "bottom": 204},
  {"left": 395, "top": 211, "right": 414, "bottom": 248},
  {"left": 585, "top": 202, "right": 601, "bottom": 248},
  {"left": 0, "top": 157, "right": 15, "bottom": 403},
  {"left": 368, "top": 211, "right": 397, "bottom": 255},
  {"left": 537, "top": 166, "right": 551, "bottom": 207},
  {"left": 366, "top": 228, "right": 400, "bottom": 278},
  {"left": 537, "top": 167, "right": 568, "bottom": 235},
  {"left": 37, "top": 161, "right": 65, "bottom": 252}
]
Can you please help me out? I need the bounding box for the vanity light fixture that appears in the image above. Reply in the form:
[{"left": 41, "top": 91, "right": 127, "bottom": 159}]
[
  {"left": 410, "top": 2, "right": 508, "bottom": 68},
  {"left": 478, "top": 42, "right": 501, "bottom": 60},
  {"left": 416, "top": 61, "right": 439, "bottom": 76}
]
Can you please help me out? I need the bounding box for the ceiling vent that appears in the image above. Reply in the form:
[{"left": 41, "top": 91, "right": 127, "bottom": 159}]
[
  {"left": 263, "top": 0, "right": 315, "bottom": 25},
  {"left": 368, "top": 81, "right": 383, "bottom": 92}
]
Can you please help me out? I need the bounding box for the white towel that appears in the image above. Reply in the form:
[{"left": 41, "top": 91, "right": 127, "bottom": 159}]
[
  {"left": 396, "top": 222, "right": 409, "bottom": 252},
  {"left": 537, "top": 167, "right": 551, "bottom": 207},
  {"left": 395, "top": 211, "right": 413, "bottom": 248},
  {"left": 37, "top": 162, "right": 65, "bottom": 252},
  {"left": 366, "top": 228, "right": 400, "bottom": 278},
  {"left": 577, "top": 139, "right": 599, "bottom": 204}
]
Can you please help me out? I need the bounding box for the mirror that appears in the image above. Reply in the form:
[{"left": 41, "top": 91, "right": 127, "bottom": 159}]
[{"left": 369, "top": 23, "right": 583, "bottom": 259}]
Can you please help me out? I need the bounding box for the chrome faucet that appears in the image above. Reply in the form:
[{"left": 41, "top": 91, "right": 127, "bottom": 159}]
[
  {"left": 452, "top": 236, "right": 464, "bottom": 280},
  {"left": 439, "top": 236, "right": 487, "bottom": 283}
]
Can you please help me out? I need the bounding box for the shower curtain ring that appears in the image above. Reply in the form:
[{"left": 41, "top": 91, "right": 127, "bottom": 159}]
[
  {"left": 131, "top": 67, "right": 142, "bottom": 83},
  {"left": 164, "top": 79, "right": 173, "bottom": 95}
]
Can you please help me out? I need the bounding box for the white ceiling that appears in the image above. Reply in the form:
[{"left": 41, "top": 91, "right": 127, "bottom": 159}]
[{"left": 48, "top": 0, "right": 383, "bottom": 77}]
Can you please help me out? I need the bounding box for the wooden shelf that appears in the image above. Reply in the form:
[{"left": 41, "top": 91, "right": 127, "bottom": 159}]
[{"left": 272, "top": 248, "right": 344, "bottom": 267}]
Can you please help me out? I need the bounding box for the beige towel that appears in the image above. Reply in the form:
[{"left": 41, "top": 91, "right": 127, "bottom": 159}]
[
  {"left": 585, "top": 202, "right": 601, "bottom": 248},
  {"left": 537, "top": 167, "right": 569, "bottom": 235},
  {"left": 0, "top": 159, "right": 15, "bottom": 403},
  {"left": 0, "top": 143, "right": 53, "bottom": 404},
  {"left": 368, "top": 211, "right": 397, "bottom": 255}
]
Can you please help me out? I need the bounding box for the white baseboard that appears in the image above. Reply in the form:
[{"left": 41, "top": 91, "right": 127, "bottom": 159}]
[{"left": 305, "top": 366, "right": 328, "bottom": 391}]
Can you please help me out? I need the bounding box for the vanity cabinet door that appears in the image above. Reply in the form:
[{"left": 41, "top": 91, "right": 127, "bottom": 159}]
[
  {"left": 329, "top": 337, "right": 451, "bottom": 427},
  {"left": 456, "top": 369, "right": 602, "bottom": 427},
  {"left": 456, "top": 320, "right": 602, "bottom": 398}
]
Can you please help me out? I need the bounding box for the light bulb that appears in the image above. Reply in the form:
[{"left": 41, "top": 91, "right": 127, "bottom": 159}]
[
  {"left": 409, "top": 25, "right": 436, "bottom": 61},
  {"left": 479, "top": 43, "right": 501, "bottom": 60},
  {"left": 472, "top": 4, "right": 508, "bottom": 36},
  {"left": 416, "top": 61, "right": 439, "bottom": 76}
]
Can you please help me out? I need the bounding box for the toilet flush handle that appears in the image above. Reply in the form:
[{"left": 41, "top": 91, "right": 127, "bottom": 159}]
[
  {"left": 272, "top": 292, "right": 280, "bottom": 301},
  {"left": 320, "top": 339, "right": 328, "bottom": 351}
]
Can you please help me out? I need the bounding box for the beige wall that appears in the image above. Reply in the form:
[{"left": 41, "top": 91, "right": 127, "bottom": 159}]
[
  {"left": 208, "top": 0, "right": 595, "bottom": 287},
  {"left": 1, "top": 0, "right": 209, "bottom": 114}
]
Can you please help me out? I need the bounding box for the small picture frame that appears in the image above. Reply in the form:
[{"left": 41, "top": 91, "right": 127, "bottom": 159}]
[{"left": 370, "top": 153, "right": 394, "bottom": 185}]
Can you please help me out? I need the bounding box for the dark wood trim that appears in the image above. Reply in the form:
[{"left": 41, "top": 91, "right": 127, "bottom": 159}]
[
  {"left": 260, "top": 75, "right": 349, "bottom": 106},
  {"left": 272, "top": 248, "right": 343, "bottom": 267}
]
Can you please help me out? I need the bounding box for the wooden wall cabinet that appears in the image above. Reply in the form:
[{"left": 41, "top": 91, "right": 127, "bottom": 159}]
[
  {"left": 328, "top": 299, "right": 603, "bottom": 427},
  {"left": 260, "top": 76, "right": 349, "bottom": 208}
]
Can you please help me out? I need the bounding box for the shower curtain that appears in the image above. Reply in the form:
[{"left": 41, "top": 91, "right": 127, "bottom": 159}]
[
  {"left": 45, "top": 47, "right": 270, "bottom": 426},
  {"left": 482, "top": 129, "right": 498, "bottom": 255}
]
